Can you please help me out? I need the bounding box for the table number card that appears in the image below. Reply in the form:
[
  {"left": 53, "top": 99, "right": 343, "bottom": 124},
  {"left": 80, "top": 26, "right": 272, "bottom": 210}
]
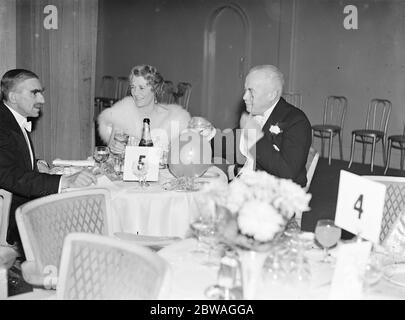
[
  {"left": 335, "top": 170, "right": 386, "bottom": 243},
  {"left": 123, "top": 146, "right": 160, "bottom": 181},
  {"left": 329, "top": 241, "right": 372, "bottom": 300}
]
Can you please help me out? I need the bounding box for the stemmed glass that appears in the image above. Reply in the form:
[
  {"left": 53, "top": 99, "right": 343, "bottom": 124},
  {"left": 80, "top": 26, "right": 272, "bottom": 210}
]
[
  {"left": 93, "top": 146, "right": 110, "bottom": 173},
  {"left": 132, "top": 157, "right": 149, "bottom": 188},
  {"left": 360, "top": 249, "right": 385, "bottom": 295},
  {"left": 315, "top": 219, "right": 341, "bottom": 263}
]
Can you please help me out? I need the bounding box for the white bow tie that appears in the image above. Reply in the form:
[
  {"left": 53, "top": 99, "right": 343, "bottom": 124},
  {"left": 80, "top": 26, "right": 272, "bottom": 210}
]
[
  {"left": 253, "top": 115, "right": 265, "bottom": 128},
  {"left": 23, "top": 121, "right": 32, "bottom": 132}
]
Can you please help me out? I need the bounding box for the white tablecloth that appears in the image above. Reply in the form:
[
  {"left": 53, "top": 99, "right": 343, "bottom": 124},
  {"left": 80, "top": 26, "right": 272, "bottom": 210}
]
[
  {"left": 158, "top": 238, "right": 405, "bottom": 300},
  {"left": 101, "top": 166, "right": 227, "bottom": 238}
]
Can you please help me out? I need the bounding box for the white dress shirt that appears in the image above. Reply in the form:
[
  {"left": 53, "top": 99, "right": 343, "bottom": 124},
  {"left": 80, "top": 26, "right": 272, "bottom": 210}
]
[
  {"left": 4, "top": 102, "right": 34, "bottom": 169},
  {"left": 239, "top": 99, "right": 279, "bottom": 172}
]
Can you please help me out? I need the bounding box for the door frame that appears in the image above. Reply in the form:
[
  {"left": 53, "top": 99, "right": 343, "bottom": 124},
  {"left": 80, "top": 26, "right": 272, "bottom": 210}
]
[{"left": 201, "top": 3, "right": 251, "bottom": 127}]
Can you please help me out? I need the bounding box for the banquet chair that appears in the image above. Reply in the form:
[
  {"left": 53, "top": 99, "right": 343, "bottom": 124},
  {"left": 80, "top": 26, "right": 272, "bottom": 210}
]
[
  {"left": 114, "top": 76, "right": 130, "bottom": 100},
  {"left": 282, "top": 92, "right": 302, "bottom": 109},
  {"left": 15, "top": 189, "right": 114, "bottom": 289},
  {"left": 312, "top": 96, "right": 348, "bottom": 165},
  {"left": 95, "top": 75, "right": 116, "bottom": 107},
  {"left": 304, "top": 147, "right": 320, "bottom": 192},
  {"left": 158, "top": 80, "right": 176, "bottom": 104},
  {"left": 294, "top": 147, "right": 320, "bottom": 228},
  {"left": 384, "top": 123, "right": 405, "bottom": 175},
  {"left": 362, "top": 175, "right": 405, "bottom": 244},
  {"left": 348, "top": 99, "right": 392, "bottom": 172},
  {"left": 0, "top": 189, "right": 17, "bottom": 299},
  {"left": 175, "top": 82, "right": 192, "bottom": 110},
  {"left": 56, "top": 233, "right": 171, "bottom": 300},
  {"left": 0, "top": 189, "right": 12, "bottom": 247}
]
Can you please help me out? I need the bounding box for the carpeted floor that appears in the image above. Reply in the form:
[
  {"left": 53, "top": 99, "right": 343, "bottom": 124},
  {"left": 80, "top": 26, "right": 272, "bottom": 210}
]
[{"left": 301, "top": 157, "right": 405, "bottom": 239}]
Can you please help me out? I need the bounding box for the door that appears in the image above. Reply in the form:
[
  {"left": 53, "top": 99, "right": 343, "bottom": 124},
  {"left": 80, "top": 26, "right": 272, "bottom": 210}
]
[{"left": 203, "top": 5, "right": 251, "bottom": 131}]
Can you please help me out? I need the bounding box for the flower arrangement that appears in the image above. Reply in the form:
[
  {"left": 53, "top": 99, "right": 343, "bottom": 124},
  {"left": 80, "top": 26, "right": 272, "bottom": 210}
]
[{"left": 203, "top": 170, "right": 312, "bottom": 251}]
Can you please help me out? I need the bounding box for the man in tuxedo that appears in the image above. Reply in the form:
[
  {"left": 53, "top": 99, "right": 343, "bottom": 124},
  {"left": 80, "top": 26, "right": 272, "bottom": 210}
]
[
  {"left": 238, "top": 65, "right": 311, "bottom": 187},
  {"left": 0, "top": 69, "right": 97, "bottom": 250}
]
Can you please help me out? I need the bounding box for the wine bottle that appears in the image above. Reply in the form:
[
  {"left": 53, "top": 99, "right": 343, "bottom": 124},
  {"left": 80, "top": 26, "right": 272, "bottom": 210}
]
[{"left": 139, "top": 118, "right": 153, "bottom": 147}]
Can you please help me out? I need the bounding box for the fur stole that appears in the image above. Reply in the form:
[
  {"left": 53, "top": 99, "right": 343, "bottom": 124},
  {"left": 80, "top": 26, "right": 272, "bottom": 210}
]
[{"left": 97, "top": 96, "right": 191, "bottom": 148}]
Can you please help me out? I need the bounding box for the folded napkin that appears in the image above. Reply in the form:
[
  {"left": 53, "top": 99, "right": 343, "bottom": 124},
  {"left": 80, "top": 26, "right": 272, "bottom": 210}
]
[
  {"left": 52, "top": 159, "right": 95, "bottom": 167},
  {"left": 96, "top": 175, "right": 120, "bottom": 191}
]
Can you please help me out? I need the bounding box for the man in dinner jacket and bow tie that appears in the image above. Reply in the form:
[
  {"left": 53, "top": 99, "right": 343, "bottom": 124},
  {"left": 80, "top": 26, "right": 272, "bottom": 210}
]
[
  {"left": 0, "top": 69, "right": 96, "bottom": 250},
  {"left": 237, "top": 65, "right": 312, "bottom": 187}
]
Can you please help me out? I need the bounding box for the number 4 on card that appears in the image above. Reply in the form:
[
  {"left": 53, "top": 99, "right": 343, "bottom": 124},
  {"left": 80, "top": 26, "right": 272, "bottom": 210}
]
[{"left": 334, "top": 170, "right": 386, "bottom": 243}]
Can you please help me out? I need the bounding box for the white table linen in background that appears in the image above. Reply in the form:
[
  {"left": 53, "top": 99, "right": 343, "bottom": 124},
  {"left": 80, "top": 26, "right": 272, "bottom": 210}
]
[{"left": 102, "top": 166, "right": 227, "bottom": 238}]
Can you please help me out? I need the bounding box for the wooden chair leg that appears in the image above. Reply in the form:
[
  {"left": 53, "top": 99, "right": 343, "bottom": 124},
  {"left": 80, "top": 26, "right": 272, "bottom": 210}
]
[
  {"left": 348, "top": 133, "right": 356, "bottom": 168},
  {"left": 328, "top": 131, "right": 333, "bottom": 165},
  {"left": 321, "top": 137, "right": 325, "bottom": 158},
  {"left": 384, "top": 140, "right": 392, "bottom": 175},
  {"left": 381, "top": 138, "right": 386, "bottom": 166},
  {"left": 362, "top": 140, "right": 367, "bottom": 164},
  {"left": 338, "top": 131, "right": 343, "bottom": 160},
  {"left": 370, "top": 137, "right": 376, "bottom": 172}
]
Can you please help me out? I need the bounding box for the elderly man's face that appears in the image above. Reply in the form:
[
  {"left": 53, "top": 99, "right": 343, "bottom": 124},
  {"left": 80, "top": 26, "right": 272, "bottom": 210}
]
[
  {"left": 11, "top": 78, "right": 45, "bottom": 118},
  {"left": 243, "top": 71, "right": 277, "bottom": 115}
]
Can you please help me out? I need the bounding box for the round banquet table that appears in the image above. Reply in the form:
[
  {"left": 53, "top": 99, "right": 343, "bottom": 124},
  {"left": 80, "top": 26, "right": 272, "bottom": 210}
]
[
  {"left": 158, "top": 238, "right": 405, "bottom": 300},
  {"left": 100, "top": 166, "right": 227, "bottom": 238}
]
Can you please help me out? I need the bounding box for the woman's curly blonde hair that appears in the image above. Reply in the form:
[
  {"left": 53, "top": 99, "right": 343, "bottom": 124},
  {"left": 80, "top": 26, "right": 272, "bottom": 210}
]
[{"left": 129, "top": 65, "right": 164, "bottom": 98}]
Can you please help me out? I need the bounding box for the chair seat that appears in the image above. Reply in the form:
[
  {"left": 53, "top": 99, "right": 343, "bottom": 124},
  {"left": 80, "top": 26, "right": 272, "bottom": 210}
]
[
  {"left": 0, "top": 246, "right": 17, "bottom": 269},
  {"left": 312, "top": 124, "right": 341, "bottom": 132},
  {"left": 389, "top": 135, "right": 405, "bottom": 143},
  {"left": 352, "top": 129, "right": 384, "bottom": 138}
]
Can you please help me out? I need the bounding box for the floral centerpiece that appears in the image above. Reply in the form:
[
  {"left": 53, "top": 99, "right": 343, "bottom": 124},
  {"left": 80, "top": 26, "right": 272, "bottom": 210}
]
[
  {"left": 202, "top": 170, "right": 312, "bottom": 299},
  {"left": 204, "top": 170, "right": 312, "bottom": 250}
]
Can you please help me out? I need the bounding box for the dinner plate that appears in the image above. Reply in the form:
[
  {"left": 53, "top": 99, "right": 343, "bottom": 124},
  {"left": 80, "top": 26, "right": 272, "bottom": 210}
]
[
  {"left": 383, "top": 263, "right": 405, "bottom": 287},
  {"left": 114, "top": 232, "right": 181, "bottom": 247}
]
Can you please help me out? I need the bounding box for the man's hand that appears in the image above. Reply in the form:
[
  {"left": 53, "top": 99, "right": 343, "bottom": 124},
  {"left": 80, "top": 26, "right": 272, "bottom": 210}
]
[
  {"left": 60, "top": 169, "right": 97, "bottom": 190},
  {"left": 37, "top": 159, "right": 50, "bottom": 173}
]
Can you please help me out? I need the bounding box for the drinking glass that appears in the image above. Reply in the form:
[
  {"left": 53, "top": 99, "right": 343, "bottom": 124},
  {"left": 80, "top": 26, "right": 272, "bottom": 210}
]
[
  {"left": 190, "top": 215, "right": 213, "bottom": 255},
  {"left": 93, "top": 146, "right": 110, "bottom": 172},
  {"left": 109, "top": 128, "right": 129, "bottom": 156},
  {"left": 132, "top": 159, "right": 149, "bottom": 188},
  {"left": 360, "top": 249, "right": 386, "bottom": 294},
  {"left": 315, "top": 219, "right": 341, "bottom": 263},
  {"left": 205, "top": 252, "right": 240, "bottom": 300}
]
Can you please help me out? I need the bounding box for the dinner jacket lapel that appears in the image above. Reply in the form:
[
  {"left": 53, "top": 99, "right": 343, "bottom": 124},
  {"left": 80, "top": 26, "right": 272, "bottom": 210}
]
[{"left": 0, "top": 103, "right": 34, "bottom": 170}]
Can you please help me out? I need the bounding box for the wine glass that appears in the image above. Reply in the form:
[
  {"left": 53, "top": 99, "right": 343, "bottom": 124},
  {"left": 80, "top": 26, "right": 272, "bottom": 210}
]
[
  {"left": 93, "top": 146, "right": 110, "bottom": 172},
  {"left": 360, "top": 249, "right": 386, "bottom": 295},
  {"left": 132, "top": 158, "right": 149, "bottom": 188},
  {"left": 315, "top": 219, "right": 341, "bottom": 263}
]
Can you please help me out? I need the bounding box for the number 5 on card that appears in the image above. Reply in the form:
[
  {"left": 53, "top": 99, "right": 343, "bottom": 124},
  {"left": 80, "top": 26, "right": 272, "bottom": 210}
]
[{"left": 334, "top": 170, "right": 386, "bottom": 243}]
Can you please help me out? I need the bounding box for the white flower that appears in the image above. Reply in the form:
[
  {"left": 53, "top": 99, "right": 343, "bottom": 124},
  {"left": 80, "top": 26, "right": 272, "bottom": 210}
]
[
  {"left": 212, "top": 170, "right": 311, "bottom": 245},
  {"left": 226, "top": 179, "right": 252, "bottom": 213},
  {"left": 275, "top": 179, "right": 312, "bottom": 217},
  {"left": 269, "top": 125, "right": 282, "bottom": 135},
  {"left": 237, "top": 201, "right": 284, "bottom": 242}
]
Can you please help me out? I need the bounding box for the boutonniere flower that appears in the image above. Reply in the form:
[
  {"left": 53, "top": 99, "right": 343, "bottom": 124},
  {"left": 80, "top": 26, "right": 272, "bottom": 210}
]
[{"left": 269, "top": 123, "right": 283, "bottom": 135}]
